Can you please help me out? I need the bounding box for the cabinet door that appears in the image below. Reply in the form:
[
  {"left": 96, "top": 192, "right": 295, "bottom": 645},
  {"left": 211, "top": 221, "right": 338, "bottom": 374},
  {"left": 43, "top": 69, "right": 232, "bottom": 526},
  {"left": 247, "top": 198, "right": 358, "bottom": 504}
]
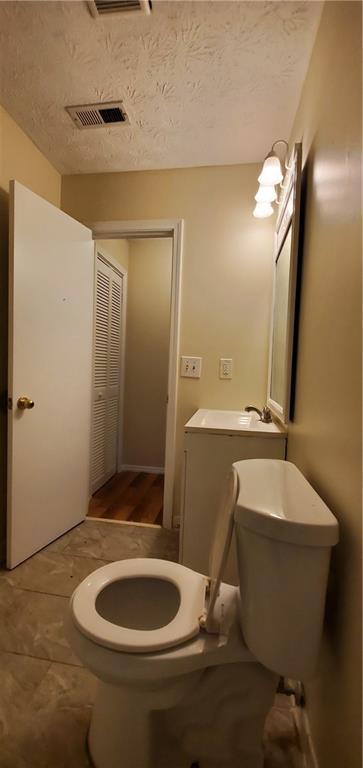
[{"left": 181, "top": 434, "right": 286, "bottom": 584}]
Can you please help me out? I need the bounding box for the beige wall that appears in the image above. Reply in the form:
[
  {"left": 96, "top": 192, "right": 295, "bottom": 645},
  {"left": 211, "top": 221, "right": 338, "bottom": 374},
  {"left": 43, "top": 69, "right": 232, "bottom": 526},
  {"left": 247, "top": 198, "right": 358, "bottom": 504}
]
[
  {"left": 96, "top": 238, "right": 129, "bottom": 273},
  {"left": 0, "top": 104, "right": 61, "bottom": 564},
  {"left": 0, "top": 106, "right": 61, "bottom": 205},
  {"left": 61, "top": 163, "right": 275, "bottom": 514},
  {"left": 287, "top": 3, "right": 362, "bottom": 767},
  {"left": 123, "top": 238, "right": 172, "bottom": 468}
]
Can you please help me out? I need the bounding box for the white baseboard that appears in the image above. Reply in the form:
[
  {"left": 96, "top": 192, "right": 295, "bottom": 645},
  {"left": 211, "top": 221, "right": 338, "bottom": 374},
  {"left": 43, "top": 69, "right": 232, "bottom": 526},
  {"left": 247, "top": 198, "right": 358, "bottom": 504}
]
[
  {"left": 88, "top": 517, "right": 162, "bottom": 529},
  {"left": 292, "top": 705, "right": 319, "bottom": 768},
  {"left": 120, "top": 464, "right": 165, "bottom": 475}
]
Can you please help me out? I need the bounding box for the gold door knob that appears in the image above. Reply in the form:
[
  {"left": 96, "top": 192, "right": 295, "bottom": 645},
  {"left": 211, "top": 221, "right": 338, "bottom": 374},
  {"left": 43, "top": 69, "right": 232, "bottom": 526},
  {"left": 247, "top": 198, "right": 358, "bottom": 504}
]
[{"left": 17, "top": 396, "right": 35, "bottom": 410}]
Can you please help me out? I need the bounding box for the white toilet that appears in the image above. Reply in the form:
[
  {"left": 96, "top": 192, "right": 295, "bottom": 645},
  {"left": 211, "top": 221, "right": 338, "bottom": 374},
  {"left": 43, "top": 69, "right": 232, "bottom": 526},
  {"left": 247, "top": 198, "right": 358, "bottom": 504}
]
[{"left": 68, "top": 459, "right": 339, "bottom": 768}]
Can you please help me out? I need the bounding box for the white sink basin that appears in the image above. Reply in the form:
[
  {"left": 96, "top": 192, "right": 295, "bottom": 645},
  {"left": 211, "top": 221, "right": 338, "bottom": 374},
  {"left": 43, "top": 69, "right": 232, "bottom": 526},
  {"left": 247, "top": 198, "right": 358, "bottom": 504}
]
[{"left": 184, "top": 409, "right": 286, "bottom": 436}]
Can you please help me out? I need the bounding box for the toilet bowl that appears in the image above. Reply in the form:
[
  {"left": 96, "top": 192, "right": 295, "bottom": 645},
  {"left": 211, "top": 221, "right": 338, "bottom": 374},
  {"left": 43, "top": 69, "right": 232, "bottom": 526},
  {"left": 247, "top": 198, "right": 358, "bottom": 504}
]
[
  {"left": 68, "top": 460, "right": 339, "bottom": 768},
  {"left": 68, "top": 562, "right": 271, "bottom": 768}
]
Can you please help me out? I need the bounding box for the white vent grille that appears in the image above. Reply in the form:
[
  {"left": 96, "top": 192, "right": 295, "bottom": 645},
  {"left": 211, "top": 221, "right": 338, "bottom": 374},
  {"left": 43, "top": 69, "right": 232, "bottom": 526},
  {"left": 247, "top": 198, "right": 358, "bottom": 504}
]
[
  {"left": 87, "top": 0, "right": 152, "bottom": 17},
  {"left": 66, "top": 101, "right": 128, "bottom": 129}
]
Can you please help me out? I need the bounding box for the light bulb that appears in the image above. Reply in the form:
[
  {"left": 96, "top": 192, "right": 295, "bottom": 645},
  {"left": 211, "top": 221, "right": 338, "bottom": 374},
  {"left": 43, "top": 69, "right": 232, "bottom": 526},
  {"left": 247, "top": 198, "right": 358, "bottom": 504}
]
[
  {"left": 254, "top": 184, "right": 277, "bottom": 203},
  {"left": 253, "top": 202, "right": 274, "bottom": 219},
  {"left": 258, "top": 154, "right": 283, "bottom": 186}
]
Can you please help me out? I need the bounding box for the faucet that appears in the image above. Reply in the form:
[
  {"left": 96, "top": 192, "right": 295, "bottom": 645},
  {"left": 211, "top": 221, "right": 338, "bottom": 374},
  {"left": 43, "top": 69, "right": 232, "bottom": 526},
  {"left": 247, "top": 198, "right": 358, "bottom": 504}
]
[{"left": 245, "top": 405, "right": 273, "bottom": 424}]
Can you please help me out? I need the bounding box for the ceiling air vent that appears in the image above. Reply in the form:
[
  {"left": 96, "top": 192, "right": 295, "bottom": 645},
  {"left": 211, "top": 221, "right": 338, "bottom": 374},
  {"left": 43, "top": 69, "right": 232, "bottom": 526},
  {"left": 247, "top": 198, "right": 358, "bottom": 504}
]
[
  {"left": 87, "top": 0, "right": 152, "bottom": 17},
  {"left": 66, "top": 101, "right": 129, "bottom": 130}
]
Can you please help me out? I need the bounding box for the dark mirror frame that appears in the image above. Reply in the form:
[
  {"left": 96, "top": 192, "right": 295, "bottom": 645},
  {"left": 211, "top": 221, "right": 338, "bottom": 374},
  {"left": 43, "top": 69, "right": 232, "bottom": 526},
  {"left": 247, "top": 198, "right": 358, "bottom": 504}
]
[{"left": 267, "top": 142, "right": 302, "bottom": 424}]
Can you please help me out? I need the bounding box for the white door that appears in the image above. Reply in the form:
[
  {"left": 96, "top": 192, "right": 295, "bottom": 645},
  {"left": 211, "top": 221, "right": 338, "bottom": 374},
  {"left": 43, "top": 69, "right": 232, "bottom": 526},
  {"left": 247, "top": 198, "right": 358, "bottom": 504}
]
[
  {"left": 91, "top": 256, "right": 123, "bottom": 492},
  {"left": 7, "top": 181, "right": 94, "bottom": 568}
]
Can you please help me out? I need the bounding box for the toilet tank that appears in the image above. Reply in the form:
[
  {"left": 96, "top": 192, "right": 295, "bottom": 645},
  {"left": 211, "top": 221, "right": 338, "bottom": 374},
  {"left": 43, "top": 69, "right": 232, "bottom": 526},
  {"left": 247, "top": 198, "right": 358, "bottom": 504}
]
[{"left": 233, "top": 459, "right": 339, "bottom": 681}]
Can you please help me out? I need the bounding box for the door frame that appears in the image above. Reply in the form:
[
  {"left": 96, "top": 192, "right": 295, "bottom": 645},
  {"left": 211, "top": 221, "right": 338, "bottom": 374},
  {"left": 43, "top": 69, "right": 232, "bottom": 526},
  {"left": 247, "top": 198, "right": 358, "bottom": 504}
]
[
  {"left": 89, "top": 219, "right": 184, "bottom": 530},
  {"left": 93, "top": 245, "right": 128, "bottom": 491}
]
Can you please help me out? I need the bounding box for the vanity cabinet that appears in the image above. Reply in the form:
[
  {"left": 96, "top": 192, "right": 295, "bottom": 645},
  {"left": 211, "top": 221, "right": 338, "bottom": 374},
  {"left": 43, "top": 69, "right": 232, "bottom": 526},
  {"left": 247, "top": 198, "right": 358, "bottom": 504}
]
[{"left": 180, "top": 410, "right": 287, "bottom": 585}]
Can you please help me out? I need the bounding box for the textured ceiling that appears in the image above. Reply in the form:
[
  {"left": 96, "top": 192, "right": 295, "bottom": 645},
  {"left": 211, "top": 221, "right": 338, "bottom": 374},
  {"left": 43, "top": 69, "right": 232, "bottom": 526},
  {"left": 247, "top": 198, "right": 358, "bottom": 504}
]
[{"left": 0, "top": 1, "right": 322, "bottom": 174}]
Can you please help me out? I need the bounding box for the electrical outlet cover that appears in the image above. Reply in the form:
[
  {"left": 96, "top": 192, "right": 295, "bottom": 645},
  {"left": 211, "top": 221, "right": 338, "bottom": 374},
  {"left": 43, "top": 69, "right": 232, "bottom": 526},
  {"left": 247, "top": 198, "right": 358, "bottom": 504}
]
[{"left": 219, "top": 358, "right": 233, "bottom": 379}]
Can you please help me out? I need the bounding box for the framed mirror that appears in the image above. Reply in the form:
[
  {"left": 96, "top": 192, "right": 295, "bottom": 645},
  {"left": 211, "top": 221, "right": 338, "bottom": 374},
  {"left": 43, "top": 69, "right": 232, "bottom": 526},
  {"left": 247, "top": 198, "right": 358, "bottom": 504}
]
[{"left": 267, "top": 142, "right": 302, "bottom": 424}]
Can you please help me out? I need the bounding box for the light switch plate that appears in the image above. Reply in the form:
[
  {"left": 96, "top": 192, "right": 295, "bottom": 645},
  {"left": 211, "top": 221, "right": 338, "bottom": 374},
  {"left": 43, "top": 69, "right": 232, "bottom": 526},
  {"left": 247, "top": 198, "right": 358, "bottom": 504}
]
[
  {"left": 219, "top": 358, "right": 233, "bottom": 379},
  {"left": 180, "top": 356, "right": 202, "bottom": 378}
]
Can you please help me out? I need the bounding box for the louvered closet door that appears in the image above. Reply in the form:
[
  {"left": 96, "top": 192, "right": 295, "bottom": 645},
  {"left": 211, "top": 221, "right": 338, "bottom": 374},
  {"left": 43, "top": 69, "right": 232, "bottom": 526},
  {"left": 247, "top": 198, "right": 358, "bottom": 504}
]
[{"left": 91, "top": 257, "right": 123, "bottom": 492}]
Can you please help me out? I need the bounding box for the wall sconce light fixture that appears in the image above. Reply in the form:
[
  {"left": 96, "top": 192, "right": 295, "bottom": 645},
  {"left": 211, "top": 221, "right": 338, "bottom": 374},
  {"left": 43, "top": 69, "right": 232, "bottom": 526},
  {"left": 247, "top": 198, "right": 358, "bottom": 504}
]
[
  {"left": 253, "top": 202, "right": 274, "bottom": 218},
  {"left": 253, "top": 140, "right": 289, "bottom": 218}
]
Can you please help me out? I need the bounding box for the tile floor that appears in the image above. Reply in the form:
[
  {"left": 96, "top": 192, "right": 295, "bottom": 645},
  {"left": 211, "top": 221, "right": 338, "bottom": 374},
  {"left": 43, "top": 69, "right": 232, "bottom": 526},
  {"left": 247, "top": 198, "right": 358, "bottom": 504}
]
[{"left": 0, "top": 519, "right": 302, "bottom": 767}]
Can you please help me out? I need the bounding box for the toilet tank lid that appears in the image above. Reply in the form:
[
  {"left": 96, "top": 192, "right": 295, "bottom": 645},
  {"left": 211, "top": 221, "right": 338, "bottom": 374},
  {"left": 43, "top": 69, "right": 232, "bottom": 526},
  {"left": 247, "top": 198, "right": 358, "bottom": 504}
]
[{"left": 233, "top": 460, "right": 339, "bottom": 547}]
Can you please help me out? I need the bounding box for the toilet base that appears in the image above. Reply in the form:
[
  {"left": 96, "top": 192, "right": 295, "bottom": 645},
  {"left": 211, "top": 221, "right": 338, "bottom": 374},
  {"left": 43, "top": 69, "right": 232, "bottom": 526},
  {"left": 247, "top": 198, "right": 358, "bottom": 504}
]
[
  {"left": 88, "top": 684, "right": 154, "bottom": 768},
  {"left": 87, "top": 663, "right": 277, "bottom": 768}
]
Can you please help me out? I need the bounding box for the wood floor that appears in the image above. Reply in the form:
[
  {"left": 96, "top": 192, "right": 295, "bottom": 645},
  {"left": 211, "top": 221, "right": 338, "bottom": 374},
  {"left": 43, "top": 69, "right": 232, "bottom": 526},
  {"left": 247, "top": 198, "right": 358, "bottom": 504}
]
[{"left": 88, "top": 471, "right": 164, "bottom": 525}]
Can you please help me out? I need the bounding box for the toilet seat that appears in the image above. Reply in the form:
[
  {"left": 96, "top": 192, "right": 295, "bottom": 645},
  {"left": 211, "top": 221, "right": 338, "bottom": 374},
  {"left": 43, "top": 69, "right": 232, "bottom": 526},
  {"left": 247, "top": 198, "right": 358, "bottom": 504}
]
[
  {"left": 71, "top": 469, "right": 239, "bottom": 655},
  {"left": 71, "top": 558, "right": 207, "bottom": 653}
]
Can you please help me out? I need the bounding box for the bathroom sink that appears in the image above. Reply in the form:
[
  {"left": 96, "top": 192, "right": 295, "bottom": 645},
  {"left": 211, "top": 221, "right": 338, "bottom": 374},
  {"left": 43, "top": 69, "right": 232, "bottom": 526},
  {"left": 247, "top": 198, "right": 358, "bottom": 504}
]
[{"left": 184, "top": 409, "right": 286, "bottom": 436}]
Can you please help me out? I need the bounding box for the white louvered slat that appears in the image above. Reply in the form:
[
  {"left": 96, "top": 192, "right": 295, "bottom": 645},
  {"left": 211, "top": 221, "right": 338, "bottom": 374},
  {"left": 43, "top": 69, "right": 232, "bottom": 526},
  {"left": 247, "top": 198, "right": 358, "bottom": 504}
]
[
  {"left": 91, "top": 257, "right": 123, "bottom": 492},
  {"left": 109, "top": 278, "right": 122, "bottom": 388},
  {"left": 105, "top": 396, "right": 119, "bottom": 476},
  {"left": 91, "top": 399, "right": 107, "bottom": 488},
  {"left": 94, "top": 269, "right": 110, "bottom": 389}
]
